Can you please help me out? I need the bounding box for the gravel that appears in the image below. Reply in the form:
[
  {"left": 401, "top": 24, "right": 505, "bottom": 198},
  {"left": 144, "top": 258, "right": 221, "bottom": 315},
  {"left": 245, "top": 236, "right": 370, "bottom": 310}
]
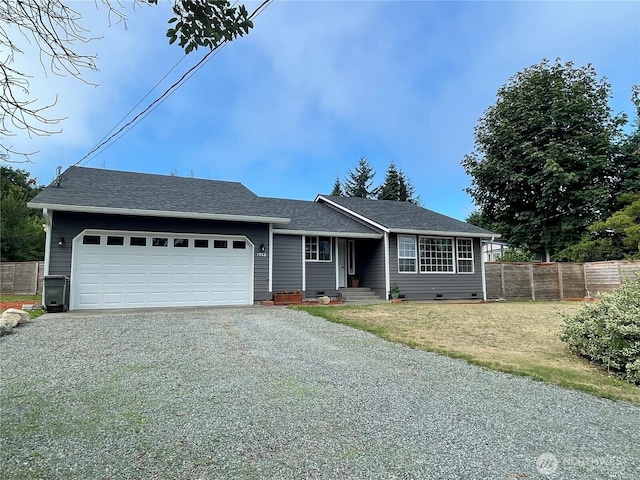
[{"left": 1, "top": 307, "right": 639, "bottom": 479}]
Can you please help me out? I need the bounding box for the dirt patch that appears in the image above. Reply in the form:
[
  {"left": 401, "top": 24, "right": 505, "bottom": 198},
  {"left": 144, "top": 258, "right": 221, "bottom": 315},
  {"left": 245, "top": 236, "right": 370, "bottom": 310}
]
[{"left": 0, "top": 301, "right": 34, "bottom": 312}]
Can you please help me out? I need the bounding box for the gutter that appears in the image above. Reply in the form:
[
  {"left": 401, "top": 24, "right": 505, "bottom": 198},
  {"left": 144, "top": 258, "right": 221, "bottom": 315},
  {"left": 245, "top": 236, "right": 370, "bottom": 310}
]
[{"left": 26, "top": 202, "right": 290, "bottom": 225}]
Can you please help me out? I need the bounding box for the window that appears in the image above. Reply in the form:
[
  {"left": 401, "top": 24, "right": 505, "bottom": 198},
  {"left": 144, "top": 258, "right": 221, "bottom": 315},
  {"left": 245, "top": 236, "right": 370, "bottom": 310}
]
[
  {"left": 152, "top": 237, "right": 168, "bottom": 247},
  {"left": 419, "top": 237, "right": 454, "bottom": 273},
  {"left": 457, "top": 239, "right": 474, "bottom": 273},
  {"left": 232, "top": 240, "right": 246, "bottom": 249},
  {"left": 130, "top": 237, "right": 147, "bottom": 246},
  {"left": 213, "top": 240, "right": 227, "bottom": 249},
  {"left": 305, "top": 236, "right": 331, "bottom": 261},
  {"left": 107, "top": 236, "right": 124, "bottom": 246},
  {"left": 82, "top": 235, "right": 100, "bottom": 245},
  {"left": 174, "top": 238, "right": 189, "bottom": 248},
  {"left": 194, "top": 239, "right": 209, "bottom": 248},
  {"left": 397, "top": 236, "right": 417, "bottom": 272}
]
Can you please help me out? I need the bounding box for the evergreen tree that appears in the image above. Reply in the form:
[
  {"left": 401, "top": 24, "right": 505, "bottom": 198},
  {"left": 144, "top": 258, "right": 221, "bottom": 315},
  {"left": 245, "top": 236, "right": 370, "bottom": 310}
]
[
  {"left": 377, "top": 162, "right": 420, "bottom": 203},
  {"left": 330, "top": 176, "right": 343, "bottom": 196},
  {"left": 377, "top": 162, "right": 401, "bottom": 200},
  {"left": 344, "top": 157, "right": 375, "bottom": 198}
]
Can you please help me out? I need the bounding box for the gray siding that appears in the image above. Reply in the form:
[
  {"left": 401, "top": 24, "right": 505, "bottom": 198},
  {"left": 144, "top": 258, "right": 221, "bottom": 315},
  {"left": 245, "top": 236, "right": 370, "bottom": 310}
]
[
  {"left": 272, "top": 235, "right": 339, "bottom": 298},
  {"left": 305, "top": 260, "right": 337, "bottom": 298},
  {"left": 272, "top": 234, "right": 303, "bottom": 293},
  {"left": 355, "top": 239, "right": 386, "bottom": 299},
  {"left": 389, "top": 234, "right": 484, "bottom": 300},
  {"left": 49, "top": 211, "right": 271, "bottom": 301}
]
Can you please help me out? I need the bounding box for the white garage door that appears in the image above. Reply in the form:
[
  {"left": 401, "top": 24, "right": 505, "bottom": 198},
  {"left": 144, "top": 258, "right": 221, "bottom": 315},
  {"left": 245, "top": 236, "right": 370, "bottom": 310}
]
[{"left": 70, "top": 230, "right": 254, "bottom": 310}]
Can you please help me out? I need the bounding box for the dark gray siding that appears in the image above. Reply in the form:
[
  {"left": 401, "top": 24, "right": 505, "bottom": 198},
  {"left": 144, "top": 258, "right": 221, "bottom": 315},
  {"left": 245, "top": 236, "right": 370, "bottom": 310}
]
[
  {"left": 355, "top": 239, "right": 386, "bottom": 299},
  {"left": 305, "top": 260, "right": 336, "bottom": 297},
  {"left": 272, "top": 234, "right": 303, "bottom": 293},
  {"left": 272, "top": 235, "right": 338, "bottom": 298},
  {"left": 49, "top": 211, "right": 271, "bottom": 301},
  {"left": 389, "top": 234, "right": 484, "bottom": 300}
]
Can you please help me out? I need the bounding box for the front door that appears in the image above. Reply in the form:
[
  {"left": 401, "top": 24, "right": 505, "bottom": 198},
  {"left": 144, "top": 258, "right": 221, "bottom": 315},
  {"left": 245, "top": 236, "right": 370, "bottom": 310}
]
[
  {"left": 338, "top": 239, "right": 347, "bottom": 288},
  {"left": 337, "top": 239, "right": 356, "bottom": 288}
]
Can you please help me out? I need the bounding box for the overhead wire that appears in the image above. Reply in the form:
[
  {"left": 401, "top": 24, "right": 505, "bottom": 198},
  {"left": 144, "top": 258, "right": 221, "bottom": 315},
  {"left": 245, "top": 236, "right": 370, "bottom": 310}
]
[{"left": 74, "top": 0, "right": 273, "bottom": 167}]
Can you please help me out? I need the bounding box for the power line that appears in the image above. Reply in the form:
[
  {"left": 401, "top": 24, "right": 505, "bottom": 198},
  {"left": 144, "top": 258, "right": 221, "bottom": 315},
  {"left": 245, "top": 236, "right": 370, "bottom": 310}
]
[{"left": 75, "top": 0, "right": 273, "bottom": 167}]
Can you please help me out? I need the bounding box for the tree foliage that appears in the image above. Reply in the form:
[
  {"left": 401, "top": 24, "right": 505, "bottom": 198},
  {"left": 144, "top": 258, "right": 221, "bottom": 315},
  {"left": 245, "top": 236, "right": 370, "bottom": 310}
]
[
  {"left": 0, "top": 166, "right": 45, "bottom": 261},
  {"left": 344, "top": 156, "right": 376, "bottom": 198},
  {"left": 555, "top": 194, "right": 640, "bottom": 262},
  {"left": 495, "top": 247, "right": 535, "bottom": 263},
  {"left": 377, "top": 162, "right": 419, "bottom": 204},
  {"left": 330, "top": 176, "right": 343, "bottom": 196},
  {"left": 0, "top": 0, "right": 255, "bottom": 161},
  {"left": 462, "top": 59, "right": 625, "bottom": 260}
]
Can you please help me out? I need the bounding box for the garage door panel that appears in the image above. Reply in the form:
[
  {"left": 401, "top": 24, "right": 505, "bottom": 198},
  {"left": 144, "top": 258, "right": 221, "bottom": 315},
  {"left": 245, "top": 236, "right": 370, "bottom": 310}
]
[{"left": 71, "top": 232, "right": 253, "bottom": 310}]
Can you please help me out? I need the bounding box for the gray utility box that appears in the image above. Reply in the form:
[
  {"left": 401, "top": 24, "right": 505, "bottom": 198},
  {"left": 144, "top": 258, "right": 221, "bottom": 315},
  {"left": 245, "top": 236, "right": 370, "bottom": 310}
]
[{"left": 44, "top": 275, "right": 68, "bottom": 312}]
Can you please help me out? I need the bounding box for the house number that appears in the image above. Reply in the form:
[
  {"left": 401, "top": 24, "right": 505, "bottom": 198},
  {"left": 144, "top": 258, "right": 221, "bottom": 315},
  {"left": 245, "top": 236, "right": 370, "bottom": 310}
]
[{"left": 256, "top": 252, "right": 267, "bottom": 257}]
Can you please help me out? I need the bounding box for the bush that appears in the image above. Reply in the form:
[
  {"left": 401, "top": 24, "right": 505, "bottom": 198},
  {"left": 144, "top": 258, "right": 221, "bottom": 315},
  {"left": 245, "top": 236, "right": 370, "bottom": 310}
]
[{"left": 560, "top": 277, "right": 640, "bottom": 385}]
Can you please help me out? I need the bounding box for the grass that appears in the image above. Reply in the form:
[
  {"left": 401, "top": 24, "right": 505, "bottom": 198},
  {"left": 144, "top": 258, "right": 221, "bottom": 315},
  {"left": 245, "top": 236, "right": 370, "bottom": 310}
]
[
  {"left": 295, "top": 302, "right": 640, "bottom": 405},
  {"left": 0, "top": 294, "right": 41, "bottom": 303},
  {"left": 0, "top": 294, "right": 45, "bottom": 319}
]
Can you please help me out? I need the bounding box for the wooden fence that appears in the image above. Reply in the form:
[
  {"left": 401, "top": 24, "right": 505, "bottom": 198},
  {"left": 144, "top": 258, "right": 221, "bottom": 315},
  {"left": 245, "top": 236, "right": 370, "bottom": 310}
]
[
  {"left": 485, "top": 260, "right": 640, "bottom": 301},
  {"left": 0, "top": 261, "right": 45, "bottom": 295}
]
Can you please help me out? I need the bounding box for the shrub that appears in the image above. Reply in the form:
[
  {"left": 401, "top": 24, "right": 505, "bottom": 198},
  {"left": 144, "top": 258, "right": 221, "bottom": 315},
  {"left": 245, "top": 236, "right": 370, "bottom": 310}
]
[{"left": 560, "top": 277, "right": 640, "bottom": 385}]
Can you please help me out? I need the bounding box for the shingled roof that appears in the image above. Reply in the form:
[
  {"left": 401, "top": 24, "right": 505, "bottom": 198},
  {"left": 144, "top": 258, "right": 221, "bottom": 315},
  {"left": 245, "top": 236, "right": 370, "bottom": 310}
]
[
  {"left": 317, "top": 195, "right": 498, "bottom": 238},
  {"left": 29, "top": 166, "right": 289, "bottom": 224},
  {"left": 265, "top": 198, "right": 381, "bottom": 237},
  {"left": 29, "top": 166, "right": 497, "bottom": 238}
]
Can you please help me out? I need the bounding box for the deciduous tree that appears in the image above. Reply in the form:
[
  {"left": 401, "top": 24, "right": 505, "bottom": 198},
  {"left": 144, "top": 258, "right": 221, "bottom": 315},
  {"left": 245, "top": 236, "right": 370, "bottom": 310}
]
[
  {"left": 1, "top": 0, "right": 256, "bottom": 161},
  {"left": 462, "top": 59, "right": 624, "bottom": 261},
  {"left": 0, "top": 166, "right": 45, "bottom": 261}
]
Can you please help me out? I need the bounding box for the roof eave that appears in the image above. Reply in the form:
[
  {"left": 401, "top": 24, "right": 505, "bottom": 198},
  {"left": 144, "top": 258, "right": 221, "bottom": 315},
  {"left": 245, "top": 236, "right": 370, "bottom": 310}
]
[
  {"left": 315, "top": 195, "right": 390, "bottom": 232},
  {"left": 273, "top": 228, "right": 383, "bottom": 239},
  {"left": 27, "top": 202, "right": 291, "bottom": 225}
]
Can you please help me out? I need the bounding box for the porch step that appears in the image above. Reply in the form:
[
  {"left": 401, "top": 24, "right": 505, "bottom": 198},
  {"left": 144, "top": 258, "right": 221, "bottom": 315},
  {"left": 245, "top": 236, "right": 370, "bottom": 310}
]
[{"left": 338, "top": 287, "right": 385, "bottom": 304}]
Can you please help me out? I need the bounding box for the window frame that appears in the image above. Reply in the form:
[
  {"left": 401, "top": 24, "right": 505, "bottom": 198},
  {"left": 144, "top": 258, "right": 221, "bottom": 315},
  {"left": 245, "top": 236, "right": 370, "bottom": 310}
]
[
  {"left": 419, "top": 236, "right": 455, "bottom": 274},
  {"left": 456, "top": 238, "right": 475, "bottom": 274},
  {"left": 305, "top": 236, "right": 332, "bottom": 262},
  {"left": 397, "top": 235, "right": 417, "bottom": 273}
]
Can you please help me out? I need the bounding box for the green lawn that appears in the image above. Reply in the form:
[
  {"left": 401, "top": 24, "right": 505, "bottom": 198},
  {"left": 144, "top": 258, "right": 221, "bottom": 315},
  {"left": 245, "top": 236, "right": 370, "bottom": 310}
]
[{"left": 296, "top": 302, "right": 640, "bottom": 405}]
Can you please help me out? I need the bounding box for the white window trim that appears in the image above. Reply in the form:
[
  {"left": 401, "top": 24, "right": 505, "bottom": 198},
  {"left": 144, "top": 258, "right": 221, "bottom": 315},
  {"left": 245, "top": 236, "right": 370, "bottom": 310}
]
[
  {"left": 419, "top": 236, "right": 456, "bottom": 274},
  {"left": 305, "top": 236, "right": 332, "bottom": 262},
  {"left": 397, "top": 235, "right": 418, "bottom": 274},
  {"left": 456, "top": 238, "right": 475, "bottom": 274}
]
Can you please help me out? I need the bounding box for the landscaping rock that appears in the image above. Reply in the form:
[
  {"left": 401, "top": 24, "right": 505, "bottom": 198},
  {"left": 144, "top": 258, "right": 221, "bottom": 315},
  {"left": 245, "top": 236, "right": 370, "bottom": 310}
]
[
  {"left": 0, "top": 317, "right": 13, "bottom": 336},
  {"left": 2, "top": 308, "right": 30, "bottom": 326},
  {"left": 318, "top": 296, "right": 331, "bottom": 305}
]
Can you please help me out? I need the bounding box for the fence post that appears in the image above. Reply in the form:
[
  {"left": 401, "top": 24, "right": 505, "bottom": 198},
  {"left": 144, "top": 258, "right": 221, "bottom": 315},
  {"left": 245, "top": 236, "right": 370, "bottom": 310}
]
[
  {"left": 583, "top": 263, "right": 589, "bottom": 298},
  {"left": 529, "top": 263, "right": 535, "bottom": 301},
  {"left": 500, "top": 263, "right": 505, "bottom": 298},
  {"left": 557, "top": 263, "right": 564, "bottom": 300}
]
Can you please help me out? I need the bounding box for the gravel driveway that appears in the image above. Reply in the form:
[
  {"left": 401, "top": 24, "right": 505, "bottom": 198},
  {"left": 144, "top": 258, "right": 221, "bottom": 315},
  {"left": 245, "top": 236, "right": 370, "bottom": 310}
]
[{"left": 1, "top": 307, "right": 639, "bottom": 479}]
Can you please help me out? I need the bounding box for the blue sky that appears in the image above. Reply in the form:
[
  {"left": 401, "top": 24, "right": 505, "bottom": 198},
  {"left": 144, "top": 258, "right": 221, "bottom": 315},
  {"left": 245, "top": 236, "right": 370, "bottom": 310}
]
[{"left": 7, "top": 0, "right": 640, "bottom": 220}]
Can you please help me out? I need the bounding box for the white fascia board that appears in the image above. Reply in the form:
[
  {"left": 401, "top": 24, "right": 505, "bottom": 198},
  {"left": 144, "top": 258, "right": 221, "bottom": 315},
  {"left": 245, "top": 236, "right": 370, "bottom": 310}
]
[
  {"left": 273, "top": 229, "right": 382, "bottom": 239},
  {"left": 315, "top": 196, "right": 389, "bottom": 233},
  {"left": 390, "top": 228, "right": 501, "bottom": 239},
  {"left": 26, "top": 202, "right": 291, "bottom": 225}
]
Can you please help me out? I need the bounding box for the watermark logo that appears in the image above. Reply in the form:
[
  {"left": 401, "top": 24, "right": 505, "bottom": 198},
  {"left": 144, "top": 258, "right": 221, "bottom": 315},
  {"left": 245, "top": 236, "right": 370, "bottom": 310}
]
[{"left": 536, "top": 452, "right": 559, "bottom": 475}]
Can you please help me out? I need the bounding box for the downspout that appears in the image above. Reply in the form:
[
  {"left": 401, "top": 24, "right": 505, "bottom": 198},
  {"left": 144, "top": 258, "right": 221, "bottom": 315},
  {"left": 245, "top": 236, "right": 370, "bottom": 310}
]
[
  {"left": 268, "top": 223, "right": 273, "bottom": 293},
  {"left": 42, "top": 208, "right": 52, "bottom": 276},
  {"left": 42, "top": 208, "right": 53, "bottom": 299},
  {"left": 384, "top": 232, "right": 390, "bottom": 299}
]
